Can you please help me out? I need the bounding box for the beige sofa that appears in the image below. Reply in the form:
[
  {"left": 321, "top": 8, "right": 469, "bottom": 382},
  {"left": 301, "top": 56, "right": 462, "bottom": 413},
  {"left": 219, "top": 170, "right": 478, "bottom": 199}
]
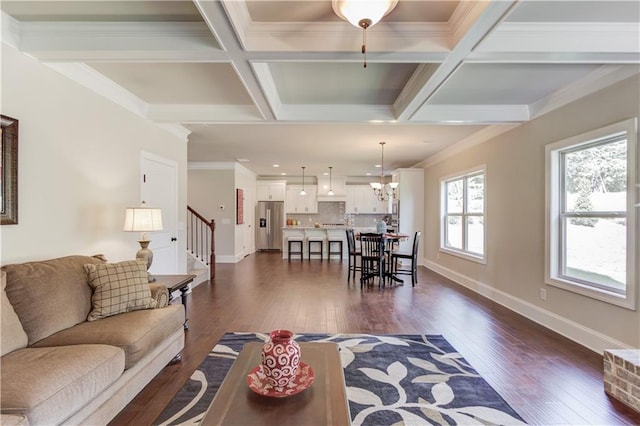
[{"left": 0, "top": 255, "right": 185, "bottom": 425}]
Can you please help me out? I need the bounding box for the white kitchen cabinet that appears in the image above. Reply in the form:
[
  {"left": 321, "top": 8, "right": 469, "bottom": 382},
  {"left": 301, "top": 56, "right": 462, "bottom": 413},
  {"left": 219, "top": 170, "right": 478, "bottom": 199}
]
[
  {"left": 346, "top": 185, "right": 389, "bottom": 214},
  {"left": 256, "top": 181, "right": 286, "bottom": 201},
  {"left": 285, "top": 185, "right": 317, "bottom": 213}
]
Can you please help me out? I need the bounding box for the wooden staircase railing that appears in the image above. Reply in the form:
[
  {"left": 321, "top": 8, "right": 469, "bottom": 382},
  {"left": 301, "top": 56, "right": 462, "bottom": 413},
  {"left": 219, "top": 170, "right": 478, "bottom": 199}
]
[{"left": 187, "top": 205, "right": 215, "bottom": 281}]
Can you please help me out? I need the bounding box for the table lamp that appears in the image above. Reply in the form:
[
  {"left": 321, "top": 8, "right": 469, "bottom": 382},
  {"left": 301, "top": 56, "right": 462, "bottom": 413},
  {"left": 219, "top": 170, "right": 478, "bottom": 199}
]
[{"left": 123, "top": 202, "right": 163, "bottom": 281}]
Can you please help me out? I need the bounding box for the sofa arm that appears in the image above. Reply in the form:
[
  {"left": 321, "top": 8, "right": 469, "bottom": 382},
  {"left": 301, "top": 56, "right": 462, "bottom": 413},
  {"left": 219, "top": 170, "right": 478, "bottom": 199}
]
[{"left": 149, "top": 284, "right": 169, "bottom": 308}]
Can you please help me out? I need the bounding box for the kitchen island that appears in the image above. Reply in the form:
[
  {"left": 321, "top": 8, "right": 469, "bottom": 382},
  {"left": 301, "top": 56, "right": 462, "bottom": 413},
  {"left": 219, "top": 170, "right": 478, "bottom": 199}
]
[
  {"left": 282, "top": 226, "right": 376, "bottom": 260},
  {"left": 282, "top": 227, "right": 347, "bottom": 260}
]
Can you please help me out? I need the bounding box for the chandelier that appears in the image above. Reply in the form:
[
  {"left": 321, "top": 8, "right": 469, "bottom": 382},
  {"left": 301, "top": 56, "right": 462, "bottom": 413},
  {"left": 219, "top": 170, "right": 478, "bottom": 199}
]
[
  {"left": 332, "top": 0, "right": 399, "bottom": 68},
  {"left": 370, "top": 141, "right": 398, "bottom": 202}
]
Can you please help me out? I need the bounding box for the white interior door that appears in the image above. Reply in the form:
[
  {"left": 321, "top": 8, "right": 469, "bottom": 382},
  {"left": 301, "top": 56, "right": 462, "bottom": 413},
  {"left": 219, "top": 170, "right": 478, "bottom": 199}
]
[{"left": 141, "top": 151, "right": 178, "bottom": 274}]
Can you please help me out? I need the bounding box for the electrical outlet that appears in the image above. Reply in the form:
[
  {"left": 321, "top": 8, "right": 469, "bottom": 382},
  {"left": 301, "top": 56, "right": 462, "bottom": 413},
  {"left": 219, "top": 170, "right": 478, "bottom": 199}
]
[{"left": 539, "top": 288, "right": 547, "bottom": 301}]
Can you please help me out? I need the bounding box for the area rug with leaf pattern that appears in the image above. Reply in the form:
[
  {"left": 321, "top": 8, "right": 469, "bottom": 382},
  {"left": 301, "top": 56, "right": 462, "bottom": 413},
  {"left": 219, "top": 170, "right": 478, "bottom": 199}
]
[{"left": 155, "top": 333, "right": 526, "bottom": 425}]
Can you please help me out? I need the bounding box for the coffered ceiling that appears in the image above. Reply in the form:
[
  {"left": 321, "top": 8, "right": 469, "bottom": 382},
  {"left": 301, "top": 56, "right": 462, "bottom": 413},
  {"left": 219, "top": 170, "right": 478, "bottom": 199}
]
[{"left": 2, "top": 0, "right": 639, "bottom": 178}]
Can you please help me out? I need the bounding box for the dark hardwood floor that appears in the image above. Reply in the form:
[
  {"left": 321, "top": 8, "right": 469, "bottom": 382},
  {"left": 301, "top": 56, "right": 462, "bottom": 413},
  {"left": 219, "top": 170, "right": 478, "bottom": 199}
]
[{"left": 111, "top": 252, "right": 640, "bottom": 425}]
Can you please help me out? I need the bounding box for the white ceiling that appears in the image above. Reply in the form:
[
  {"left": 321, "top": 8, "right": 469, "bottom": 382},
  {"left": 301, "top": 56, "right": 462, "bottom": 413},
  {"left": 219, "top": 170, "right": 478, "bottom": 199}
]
[{"left": 2, "top": 0, "right": 639, "bottom": 179}]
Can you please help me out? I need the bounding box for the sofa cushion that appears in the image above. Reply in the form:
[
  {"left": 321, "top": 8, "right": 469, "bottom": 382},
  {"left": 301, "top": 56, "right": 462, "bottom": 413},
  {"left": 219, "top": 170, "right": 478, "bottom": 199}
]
[
  {"left": 1, "top": 271, "right": 28, "bottom": 356},
  {"left": 1, "top": 255, "right": 105, "bottom": 345},
  {"left": 85, "top": 260, "right": 157, "bottom": 321},
  {"left": 0, "top": 345, "right": 124, "bottom": 425},
  {"left": 31, "top": 304, "right": 184, "bottom": 369}
]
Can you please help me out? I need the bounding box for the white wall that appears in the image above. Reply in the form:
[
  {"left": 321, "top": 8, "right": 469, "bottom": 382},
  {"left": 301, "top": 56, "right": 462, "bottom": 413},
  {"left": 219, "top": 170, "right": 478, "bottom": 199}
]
[
  {"left": 187, "top": 166, "right": 235, "bottom": 260},
  {"left": 187, "top": 163, "right": 257, "bottom": 262},
  {"left": 422, "top": 74, "right": 640, "bottom": 352},
  {"left": 0, "top": 43, "right": 188, "bottom": 270}
]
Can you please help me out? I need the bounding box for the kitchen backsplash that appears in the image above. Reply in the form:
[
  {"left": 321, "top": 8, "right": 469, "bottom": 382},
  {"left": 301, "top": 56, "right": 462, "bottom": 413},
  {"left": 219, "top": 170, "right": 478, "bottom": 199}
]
[{"left": 287, "top": 202, "right": 386, "bottom": 227}]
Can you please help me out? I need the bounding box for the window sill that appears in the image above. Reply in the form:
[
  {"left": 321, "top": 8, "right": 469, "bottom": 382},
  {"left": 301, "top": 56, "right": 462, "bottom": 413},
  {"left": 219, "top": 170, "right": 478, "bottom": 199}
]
[
  {"left": 546, "top": 276, "right": 636, "bottom": 310},
  {"left": 440, "top": 248, "right": 487, "bottom": 265}
]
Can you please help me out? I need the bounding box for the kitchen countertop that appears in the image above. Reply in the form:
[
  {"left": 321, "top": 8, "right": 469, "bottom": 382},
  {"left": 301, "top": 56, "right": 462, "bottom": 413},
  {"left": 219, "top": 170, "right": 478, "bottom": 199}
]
[{"left": 283, "top": 226, "right": 346, "bottom": 230}]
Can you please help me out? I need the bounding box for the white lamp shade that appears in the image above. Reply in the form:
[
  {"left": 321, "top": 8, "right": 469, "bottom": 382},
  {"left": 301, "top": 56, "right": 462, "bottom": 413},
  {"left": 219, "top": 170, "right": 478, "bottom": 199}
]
[
  {"left": 388, "top": 182, "right": 399, "bottom": 189},
  {"left": 370, "top": 182, "right": 383, "bottom": 190},
  {"left": 332, "top": 0, "right": 398, "bottom": 28},
  {"left": 123, "top": 207, "right": 163, "bottom": 233}
]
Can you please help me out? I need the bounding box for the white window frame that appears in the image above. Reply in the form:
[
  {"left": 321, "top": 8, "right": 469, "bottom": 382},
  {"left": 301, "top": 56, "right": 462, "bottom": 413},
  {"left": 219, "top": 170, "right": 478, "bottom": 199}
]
[
  {"left": 440, "top": 166, "right": 487, "bottom": 264},
  {"left": 545, "top": 118, "right": 638, "bottom": 310}
]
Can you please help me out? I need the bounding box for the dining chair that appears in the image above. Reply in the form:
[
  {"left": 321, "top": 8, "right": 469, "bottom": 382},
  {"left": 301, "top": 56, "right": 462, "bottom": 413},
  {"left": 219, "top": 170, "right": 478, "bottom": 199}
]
[
  {"left": 359, "top": 233, "right": 385, "bottom": 288},
  {"left": 345, "top": 228, "right": 361, "bottom": 281},
  {"left": 390, "top": 231, "right": 421, "bottom": 286}
]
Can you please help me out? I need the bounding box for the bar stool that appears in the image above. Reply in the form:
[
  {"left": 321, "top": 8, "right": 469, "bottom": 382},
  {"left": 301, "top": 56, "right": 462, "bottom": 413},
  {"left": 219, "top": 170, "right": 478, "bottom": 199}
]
[
  {"left": 327, "top": 239, "right": 343, "bottom": 261},
  {"left": 307, "top": 237, "right": 324, "bottom": 261},
  {"left": 287, "top": 237, "right": 303, "bottom": 261}
]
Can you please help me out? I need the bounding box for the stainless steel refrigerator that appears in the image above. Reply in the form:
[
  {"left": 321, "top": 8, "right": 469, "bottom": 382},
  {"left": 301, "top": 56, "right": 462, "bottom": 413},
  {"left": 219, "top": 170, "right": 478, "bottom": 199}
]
[{"left": 256, "top": 201, "right": 284, "bottom": 251}]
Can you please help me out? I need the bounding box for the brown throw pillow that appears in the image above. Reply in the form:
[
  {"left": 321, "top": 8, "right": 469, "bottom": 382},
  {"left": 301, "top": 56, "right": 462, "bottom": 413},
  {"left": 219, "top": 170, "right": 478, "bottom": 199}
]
[{"left": 85, "top": 260, "right": 156, "bottom": 321}]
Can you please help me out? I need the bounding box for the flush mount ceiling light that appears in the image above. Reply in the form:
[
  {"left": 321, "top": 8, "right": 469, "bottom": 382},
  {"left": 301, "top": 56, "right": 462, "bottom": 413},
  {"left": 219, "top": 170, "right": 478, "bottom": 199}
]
[
  {"left": 300, "top": 166, "right": 307, "bottom": 196},
  {"left": 370, "top": 141, "right": 399, "bottom": 202},
  {"left": 332, "top": 0, "right": 398, "bottom": 68}
]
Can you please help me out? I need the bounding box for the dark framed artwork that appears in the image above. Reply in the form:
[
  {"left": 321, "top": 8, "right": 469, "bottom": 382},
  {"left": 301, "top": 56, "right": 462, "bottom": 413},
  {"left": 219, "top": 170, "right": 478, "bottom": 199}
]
[
  {"left": 236, "top": 188, "right": 244, "bottom": 225},
  {"left": 1, "top": 115, "right": 18, "bottom": 225}
]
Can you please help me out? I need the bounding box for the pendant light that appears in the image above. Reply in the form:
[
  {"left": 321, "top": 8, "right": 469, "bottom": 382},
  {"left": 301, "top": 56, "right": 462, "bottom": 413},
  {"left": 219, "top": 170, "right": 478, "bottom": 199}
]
[
  {"left": 300, "top": 166, "right": 307, "bottom": 196},
  {"left": 332, "top": 0, "right": 398, "bottom": 68},
  {"left": 370, "top": 142, "right": 398, "bottom": 202},
  {"left": 328, "top": 166, "right": 335, "bottom": 196}
]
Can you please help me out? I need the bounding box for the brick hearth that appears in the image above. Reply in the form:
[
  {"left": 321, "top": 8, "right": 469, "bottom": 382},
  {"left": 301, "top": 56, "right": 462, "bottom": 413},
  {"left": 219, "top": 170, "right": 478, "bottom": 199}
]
[{"left": 604, "top": 349, "right": 640, "bottom": 413}]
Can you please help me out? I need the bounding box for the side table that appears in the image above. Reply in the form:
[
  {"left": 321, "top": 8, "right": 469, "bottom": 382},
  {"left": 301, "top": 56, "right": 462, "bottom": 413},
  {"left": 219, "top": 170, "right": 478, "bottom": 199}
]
[{"left": 153, "top": 274, "right": 196, "bottom": 330}]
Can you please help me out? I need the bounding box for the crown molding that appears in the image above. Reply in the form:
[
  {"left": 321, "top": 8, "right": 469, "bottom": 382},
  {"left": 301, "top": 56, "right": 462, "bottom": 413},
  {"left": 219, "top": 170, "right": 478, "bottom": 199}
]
[{"left": 45, "top": 62, "right": 149, "bottom": 118}]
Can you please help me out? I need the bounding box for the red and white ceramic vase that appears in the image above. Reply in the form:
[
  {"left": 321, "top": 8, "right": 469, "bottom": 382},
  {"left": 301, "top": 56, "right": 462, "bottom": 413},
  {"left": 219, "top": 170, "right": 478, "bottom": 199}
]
[{"left": 261, "top": 330, "right": 301, "bottom": 388}]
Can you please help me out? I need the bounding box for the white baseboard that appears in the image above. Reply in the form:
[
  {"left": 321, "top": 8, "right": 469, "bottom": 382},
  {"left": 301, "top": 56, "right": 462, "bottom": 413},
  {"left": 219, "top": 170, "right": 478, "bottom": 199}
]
[
  {"left": 216, "top": 255, "right": 238, "bottom": 263},
  {"left": 424, "top": 260, "right": 632, "bottom": 354}
]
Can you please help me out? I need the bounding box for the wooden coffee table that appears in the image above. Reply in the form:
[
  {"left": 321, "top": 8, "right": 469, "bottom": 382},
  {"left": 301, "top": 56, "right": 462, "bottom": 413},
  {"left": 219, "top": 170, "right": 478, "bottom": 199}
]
[{"left": 200, "top": 342, "right": 351, "bottom": 425}]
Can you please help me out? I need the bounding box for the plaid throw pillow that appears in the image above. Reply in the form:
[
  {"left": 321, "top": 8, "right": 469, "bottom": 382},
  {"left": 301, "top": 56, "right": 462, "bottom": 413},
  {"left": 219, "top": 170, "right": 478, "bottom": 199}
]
[{"left": 85, "top": 260, "right": 157, "bottom": 321}]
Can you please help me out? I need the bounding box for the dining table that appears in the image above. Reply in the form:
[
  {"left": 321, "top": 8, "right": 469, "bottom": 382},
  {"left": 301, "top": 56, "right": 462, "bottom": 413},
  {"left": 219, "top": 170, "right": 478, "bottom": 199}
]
[{"left": 356, "top": 232, "right": 410, "bottom": 285}]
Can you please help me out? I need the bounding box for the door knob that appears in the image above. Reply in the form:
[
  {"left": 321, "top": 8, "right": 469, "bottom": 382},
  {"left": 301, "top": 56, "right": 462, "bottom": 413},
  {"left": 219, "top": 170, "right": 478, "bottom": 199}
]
[{"left": 171, "top": 237, "right": 177, "bottom": 242}]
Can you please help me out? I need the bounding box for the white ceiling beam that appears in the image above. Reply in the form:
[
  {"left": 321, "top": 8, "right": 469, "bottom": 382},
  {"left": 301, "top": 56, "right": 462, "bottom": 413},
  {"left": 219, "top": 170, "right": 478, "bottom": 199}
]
[
  {"left": 477, "top": 22, "right": 640, "bottom": 54},
  {"left": 147, "top": 104, "right": 264, "bottom": 123},
  {"left": 14, "top": 20, "right": 222, "bottom": 61},
  {"left": 466, "top": 52, "right": 640, "bottom": 64},
  {"left": 276, "top": 105, "right": 396, "bottom": 122},
  {"left": 194, "top": 0, "right": 275, "bottom": 121},
  {"left": 410, "top": 104, "right": 530, "bottom": 124},
  {"left": 394, "top": 0, "right": 519, "bottom": 122}
]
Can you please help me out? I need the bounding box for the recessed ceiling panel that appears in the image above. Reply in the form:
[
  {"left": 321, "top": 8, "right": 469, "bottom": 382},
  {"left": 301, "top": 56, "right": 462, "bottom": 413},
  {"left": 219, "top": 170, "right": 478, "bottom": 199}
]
[
  {"left": 428, "top": 63, "right": 601, "bottom": 105},
  {"left": 88, "top": 63, "right": 254, "bottom": 105},
  {"left": 506, "top": 1, "right": 640, "bottom": 23},
  {"left": 245, "top": 1, "right": 459, "bottom": 23},
  {"left": 269, "top": 62, "right": 418, "bottom": 105},
  {"left": 1, "top": 1, "right": 204, "bottom": 22}
]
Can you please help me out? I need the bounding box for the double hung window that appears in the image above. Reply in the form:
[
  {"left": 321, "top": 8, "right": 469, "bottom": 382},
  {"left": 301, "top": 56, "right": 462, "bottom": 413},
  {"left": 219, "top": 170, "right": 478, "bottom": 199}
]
[
  {"left": 546, "top": 118, "right": 637, "bottom": 309},
  {"left": 441, "top": 167, "right": 486, "bottom": 262}
]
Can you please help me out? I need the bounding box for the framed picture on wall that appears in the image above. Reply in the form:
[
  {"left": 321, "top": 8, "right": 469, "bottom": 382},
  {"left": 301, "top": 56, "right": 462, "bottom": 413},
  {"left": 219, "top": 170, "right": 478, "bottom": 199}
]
[{"left": 236, "top": 188, "right": 244, "bottom": 224}]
